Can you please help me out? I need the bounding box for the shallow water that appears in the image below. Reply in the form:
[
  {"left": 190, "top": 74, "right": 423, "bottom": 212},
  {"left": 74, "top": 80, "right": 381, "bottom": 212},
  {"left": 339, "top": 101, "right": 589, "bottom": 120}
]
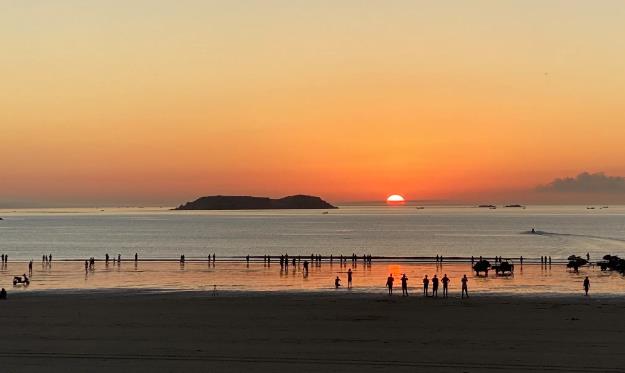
[{"left": 2, "top": 260, "right": 623, "bottom": 296}]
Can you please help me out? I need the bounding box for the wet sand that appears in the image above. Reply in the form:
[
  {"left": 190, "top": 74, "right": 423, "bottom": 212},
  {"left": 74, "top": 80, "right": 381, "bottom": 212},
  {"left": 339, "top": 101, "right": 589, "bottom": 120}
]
[{"left": 1, "top": 291, "right": 624, "bottom": 372}]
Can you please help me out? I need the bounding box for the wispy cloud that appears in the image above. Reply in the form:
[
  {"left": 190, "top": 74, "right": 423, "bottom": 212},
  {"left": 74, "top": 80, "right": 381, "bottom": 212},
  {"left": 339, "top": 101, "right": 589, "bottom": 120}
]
[{"left": 536, "top": 172, "right": 625, "bottom": 193}]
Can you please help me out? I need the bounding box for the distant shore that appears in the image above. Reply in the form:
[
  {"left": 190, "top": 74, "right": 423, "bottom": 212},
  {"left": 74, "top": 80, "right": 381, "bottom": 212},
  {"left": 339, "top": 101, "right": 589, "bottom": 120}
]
[{"left": 0, "top": 292, "right": 624, "bottom": 372}]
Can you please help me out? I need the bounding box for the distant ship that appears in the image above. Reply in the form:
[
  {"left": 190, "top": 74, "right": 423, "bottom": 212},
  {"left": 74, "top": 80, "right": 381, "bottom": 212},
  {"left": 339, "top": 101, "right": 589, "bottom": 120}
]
[{"left": 478, "top": 204, "right": 496, "bottom": 209}]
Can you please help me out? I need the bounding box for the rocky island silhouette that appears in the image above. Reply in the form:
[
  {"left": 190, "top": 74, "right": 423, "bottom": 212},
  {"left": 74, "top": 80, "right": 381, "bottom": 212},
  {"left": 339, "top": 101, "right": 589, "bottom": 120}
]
[{"left": 175, "top": 195, "right": 337, "bottom": 210}]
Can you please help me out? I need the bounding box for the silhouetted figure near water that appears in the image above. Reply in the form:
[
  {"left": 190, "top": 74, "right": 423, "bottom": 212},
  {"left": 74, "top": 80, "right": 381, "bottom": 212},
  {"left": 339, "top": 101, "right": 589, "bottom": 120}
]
[
  {"left": 586, "top": 252, "right": 590, "bottom": 262},
  {"left": 117, "top": 254, "right": 121, "bottom": 263},
  {"left": 135, "top": 253, "right": 138, "bottom": 262},
  {"left": 0, "top": 288, "right": 6, "bottom": 300},
  {"left": 583, "top": 277, "right": 590, "bottom": 296},
  {"left": 386, "top": 274, "right": 394, "bottom": 295},
  {"left": 432, "top": 275, "right": 439, "bottom": 297},
  {"left": 401, "top": 274, "right": 408, "bottom": 296},
  {"left": 548, "top": 256, "right": 552, "bottom": 266},
  {"left": 442, "top": 274, "right": 449, "bottom": 298},
  {"left": 347, "top": 268, "right": 352, "bottom": 288},
  {"left": 105, "top": 253, "right": 109, "bottom": 264},
  {"left": 520, "top": 256, "right": 523, "bottom": 266},
  {"left": 335, "top": 276, "right": 341, "bottom": 289},
  {"left": 28, "top": 260, "right": 33, "bottom": 275},
  {"left": 423, "top": 275, "right": 429, "bottom": 296},
  {"left": 246, "top": 255, "right": 250, "bottom": 264},
  {"left": 436, "top": 255, "right": 439, "bottom": 263},
  {"left": 49, "top": 254, "right": 52, "bottom": 263},
  {"left": 531, "top": 228, "right": 535, "bottom": 233},
  {"left": 461, "top": 275, "right": 469, "bottom": 298},
  {"left": 85, "top": 260, "right": 89, "bottom": 273},
  {"left": 180, "top": 255, "right": 185, "bottom": 263},
  {"left": 212, "top": 253, "right": 216, "bottom": 263},
  {"left": 471, "top": 256, "right": 474, "bottom": 265}
]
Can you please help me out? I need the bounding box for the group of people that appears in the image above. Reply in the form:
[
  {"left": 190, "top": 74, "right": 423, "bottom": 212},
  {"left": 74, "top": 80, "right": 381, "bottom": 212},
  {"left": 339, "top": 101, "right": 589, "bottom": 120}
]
[
  {"left": 1, "top": 254, "right": 8, "bottom": 264},
  {"left": 386, "top": 273, "right": 469, "bottom": 298}
]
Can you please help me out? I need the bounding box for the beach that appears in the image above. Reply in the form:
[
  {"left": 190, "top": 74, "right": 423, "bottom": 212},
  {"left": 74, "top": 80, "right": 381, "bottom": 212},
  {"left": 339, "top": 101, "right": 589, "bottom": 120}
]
[{"left": 1, "top": 291, "right": 624, "bottom": 372}]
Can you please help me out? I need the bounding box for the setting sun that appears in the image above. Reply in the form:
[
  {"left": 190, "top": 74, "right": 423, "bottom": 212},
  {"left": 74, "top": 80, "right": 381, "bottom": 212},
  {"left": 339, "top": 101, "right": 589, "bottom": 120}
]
[{"left": 386, "top": 194, "right": 406, "bottom": 204}]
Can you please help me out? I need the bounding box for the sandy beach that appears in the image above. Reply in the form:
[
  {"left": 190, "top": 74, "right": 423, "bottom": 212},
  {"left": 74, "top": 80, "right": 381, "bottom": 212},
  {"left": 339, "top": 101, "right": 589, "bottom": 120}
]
[{"left": 1, "top": 291, "right": 624, "bottom": 372}]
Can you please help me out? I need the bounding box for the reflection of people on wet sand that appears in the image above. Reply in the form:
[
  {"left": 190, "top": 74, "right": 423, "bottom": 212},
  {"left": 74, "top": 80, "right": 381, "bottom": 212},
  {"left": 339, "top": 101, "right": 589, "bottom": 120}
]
[
  {"left": 461, "top": 275, "right": 469, "bottom": 298},
  {"left": 401, "top": 274, "right": 408, "bottom": 296},
  {"left": 335, "top": 276, "right": 341, "bottom": 289},
  {"left": 386, "top": 274, "right": 394, "bottom": 295},
  {"left": 583, "top": 277, "right": 590, "bottom": 296}
]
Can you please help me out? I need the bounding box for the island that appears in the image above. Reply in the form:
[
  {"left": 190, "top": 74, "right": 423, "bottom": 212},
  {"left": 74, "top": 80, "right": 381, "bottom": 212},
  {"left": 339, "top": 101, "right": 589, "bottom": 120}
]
[{"left": 175, "top": 195, "right": 337, "bottom": 210}]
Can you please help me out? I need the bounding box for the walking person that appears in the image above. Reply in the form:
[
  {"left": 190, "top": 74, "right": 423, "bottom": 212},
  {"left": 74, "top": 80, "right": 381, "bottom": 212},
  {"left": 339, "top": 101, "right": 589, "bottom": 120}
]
[
  {"left": 386, "top": 273, "right": 394, "bottom": 295},
  {"left": 583, "top": 277, "right": 590, "bottom": 296},
  {"left": 442, "top": 274, "right": 450, "bottom": 298},
  {"left": 347, "top": 268, "right": 353, "bottom": 288},
  {"left": 401, "top": 274, "right": 408, "bottom": 296},
  {"left": 423, "top": 275, "right": 429, "bottom": 296},
  {"left": 461, "top": 274, "right": 469, "bottom": 298},
  {"left": 432, "top": 274, "right": 439, "bottom": 297}
]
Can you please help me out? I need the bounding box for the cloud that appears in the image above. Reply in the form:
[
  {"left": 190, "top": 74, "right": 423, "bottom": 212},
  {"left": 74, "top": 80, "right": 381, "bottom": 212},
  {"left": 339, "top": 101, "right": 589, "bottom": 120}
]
[{"left": 536, "top": 172, "right": 625, "bottom": 193}]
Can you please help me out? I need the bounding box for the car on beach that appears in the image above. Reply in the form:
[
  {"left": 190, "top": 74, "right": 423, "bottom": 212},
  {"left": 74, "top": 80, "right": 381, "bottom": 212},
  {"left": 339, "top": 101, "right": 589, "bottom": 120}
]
[
  {"left": 492, "top": 260, "right": 514, "bottom": 275},
  {"left": 473, "top": 260, "right": 491, "bottom": 276}
]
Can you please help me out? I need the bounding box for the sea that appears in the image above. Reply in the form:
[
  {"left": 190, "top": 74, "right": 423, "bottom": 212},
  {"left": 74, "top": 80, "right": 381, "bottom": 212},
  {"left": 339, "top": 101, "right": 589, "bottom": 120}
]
[{"left": 1, "top": 205, "right": 624, "bottom": 295}]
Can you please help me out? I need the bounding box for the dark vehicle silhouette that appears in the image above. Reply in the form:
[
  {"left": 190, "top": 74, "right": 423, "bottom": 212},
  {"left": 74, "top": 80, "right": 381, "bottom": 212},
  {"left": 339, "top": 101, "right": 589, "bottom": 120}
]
[
  {"left": 13, "top": 275, "right": 30, "bottom": 286},
  {"left": 492, "top": 260, "right": 514, "bottom": 275},
  {"left": 473, "top": 260, "right": 491, "bottom": 276},
  {"left": 566, "top": 255, "right": 588, "bottom": 272},
  {"left": 597, "top": 255, "right": 625, "bottom": 273}
]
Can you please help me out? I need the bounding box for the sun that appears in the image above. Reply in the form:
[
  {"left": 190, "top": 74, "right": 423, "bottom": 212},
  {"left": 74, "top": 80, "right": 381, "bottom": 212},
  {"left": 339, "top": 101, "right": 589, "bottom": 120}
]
[{"left": 386, "top": 194, "right": 406, "bottom": 205}]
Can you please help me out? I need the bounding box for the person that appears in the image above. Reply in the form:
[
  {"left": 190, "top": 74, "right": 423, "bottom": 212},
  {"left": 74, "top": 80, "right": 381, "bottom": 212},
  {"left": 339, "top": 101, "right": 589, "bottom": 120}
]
[
  {"left": 28, "top": 260, "right": 33, "bottom": 274},
  {"left": 303, "top": 260, "right": 309, "bottom": 274},
  {"left": 423, "top": 275, "right": 429, "bottom": 296},
  {"left": 442, "top": 274, "right": 450, "bottom": 298},
  {"left": 347, "top": 268, "right": 353, "bottom": 288},
  {"left": 520, "top": 256, "right": 523, "bottom": 265},
  {"left": 117, "top": 254, "right": 121, "bottom": 263},
  {"left": 335, "top": 276, "right": 341, "bottom": 289},
  {"left": 583, "top": 277, "right": 590, "bottom": 296},
  {"left": 401, "top": 274, "right": 408, "bottom": 296},
  {"left": 105, "top": 253, "right": 109, "bottom": 263},
  {"left": 586, "top": 252, "right": 590, "bottom": 261},
  {"left": 135, "top": 253, "right": 138, "bottom": 262},
  {"left": 386, "top": 273, "right": 394, "bottom": 295},
  {"left": 0, "top": 288, "right": 6, "bottom": 300},
  {"left": 85, "top": 260, "right": 89, "bottom": 273},
  {"left": 531, "top": 228, "right": 535, "bottom": 233},
  {"left": 461, "top": 275, "right": 469, "bottom": 298},
  {"left": 432, "top": 274, "right": 439, "bottom": 297}
]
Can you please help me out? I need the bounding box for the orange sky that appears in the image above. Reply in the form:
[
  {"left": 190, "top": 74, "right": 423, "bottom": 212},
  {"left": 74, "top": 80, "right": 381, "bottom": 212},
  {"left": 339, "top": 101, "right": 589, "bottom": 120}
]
[{"left": 2, "top": 1, "right": 625, "bottom": 206}]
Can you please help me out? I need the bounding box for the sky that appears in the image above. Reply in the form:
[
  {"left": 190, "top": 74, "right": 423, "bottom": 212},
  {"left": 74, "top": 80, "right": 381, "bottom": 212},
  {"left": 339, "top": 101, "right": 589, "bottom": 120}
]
[{"left": 2, "top": 1, "right": 625, "bottom": 207}]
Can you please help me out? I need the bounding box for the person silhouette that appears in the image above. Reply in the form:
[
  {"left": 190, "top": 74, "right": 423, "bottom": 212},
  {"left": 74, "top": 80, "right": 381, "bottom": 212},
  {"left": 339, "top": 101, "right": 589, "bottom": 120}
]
[
  {"left": 583, "top": 277, "right": 590, "bottom": 296},
  {"left": 386, "top": 273, "right": 394, "bottom": 295},
  {"left": 335, "top": 276, "right": 341, "bottom": 289},
  {"left": 442, "top": 274, "right": 450, "bottom": 298},
  {"left": 0, "top": 288, "right": 6, "bottom": 300},
  {"left": 586, "top": 252, "right": 590, "bottom": 261},
  {"left": 28, "top": 260, "right": 33, "bottom": 275},
  {"left": 401, "top": 274, "right": 408, "bottom": 296},
  {"left": 423, "top": 275, "right": 429, "bottom": 296},
  {"left": 461, "top": 275, "right": 469, "bottom": 298},
  {"left": 135, "top": 253, "right": 138, "bottom": 262},
  {"left": 432, "top": 274, "right": 439, "bottom": 297},
  {"left": 347, "top": 268, "right": 353, "bottom": 288}
]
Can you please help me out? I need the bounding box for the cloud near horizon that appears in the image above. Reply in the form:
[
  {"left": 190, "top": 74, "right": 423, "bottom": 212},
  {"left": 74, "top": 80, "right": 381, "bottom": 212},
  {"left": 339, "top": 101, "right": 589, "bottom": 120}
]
[{"left": 536, "top": 172, "right": 625, "bottom": 194}]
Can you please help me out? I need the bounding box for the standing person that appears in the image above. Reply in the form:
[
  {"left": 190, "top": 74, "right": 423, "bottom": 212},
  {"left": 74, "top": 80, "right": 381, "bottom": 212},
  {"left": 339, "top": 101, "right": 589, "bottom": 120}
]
[
  {"left": 461, "top": 275, "right": 469, "bottom": 298},
  {"left": 586, "top": 252, "right": 590, "bottom": 261},
  {"left": 386, "top": 273, "right": 394, "bottom": 295},
  {"left": 347, "top": 268, "right": 353, "bottom": 288},
  {"left": 442, "top": 274, "right": 450, "bottom": 298},
  {"left": 84, "top": 260, "right": 89, "bottom": 273},
  {"left": 432, "top": 274, "right": 439, "bottom": 297},
  {"left": 135, "top": 253, "right": 138, "bottom": 262},
  {"left": 105, "top": 253, "right": 109, "bottom": 264},
  {"left": 583, "top": 277, "right": 590, "bottom": 296},
  {"left": 401, "top": 274, "right": 409, "bottom": 296},
  {"left": 28, "top": 260, "right": 33, "bottom": 275},
  {"left": 335, "top": 276, "right": 341, "bottom": 289},
  {"left": 423, "top": 275, "right": 429, "bottom": 297}
]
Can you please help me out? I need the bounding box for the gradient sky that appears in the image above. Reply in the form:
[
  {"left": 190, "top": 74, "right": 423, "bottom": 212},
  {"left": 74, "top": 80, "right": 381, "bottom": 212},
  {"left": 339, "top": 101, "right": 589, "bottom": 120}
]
[{"left": 2, "top": 1, "right": 625, "bottom": 206}]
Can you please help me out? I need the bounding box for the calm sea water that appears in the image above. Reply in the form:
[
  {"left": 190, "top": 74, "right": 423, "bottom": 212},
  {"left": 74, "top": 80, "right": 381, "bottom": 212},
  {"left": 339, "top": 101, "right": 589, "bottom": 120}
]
[{"left": 1, "top": 205, "right": 624, "bottom": 260}]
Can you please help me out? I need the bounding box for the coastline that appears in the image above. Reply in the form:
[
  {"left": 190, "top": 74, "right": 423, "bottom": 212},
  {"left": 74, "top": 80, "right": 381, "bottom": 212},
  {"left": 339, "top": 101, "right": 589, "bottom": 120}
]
[{"left": 1, "top": 291, "right": 625, "bottom": 372}]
